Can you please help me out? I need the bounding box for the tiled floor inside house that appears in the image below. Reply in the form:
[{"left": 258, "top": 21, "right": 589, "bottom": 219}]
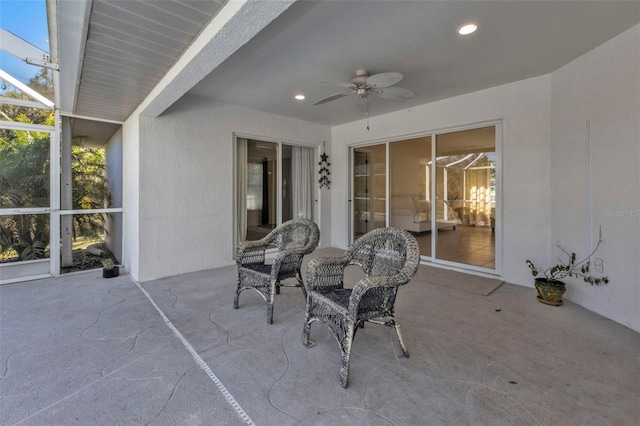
[
  {"left": 414, "top": 225, "right": 495, "bottom": 269},
  {"left": 1, "top": 247, "right": 638, "bottom": 425}
]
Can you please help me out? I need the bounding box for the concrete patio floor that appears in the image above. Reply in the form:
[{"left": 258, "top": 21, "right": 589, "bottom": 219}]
[{"left": 1, "top": 248, "right": 638, "bottom": 425}]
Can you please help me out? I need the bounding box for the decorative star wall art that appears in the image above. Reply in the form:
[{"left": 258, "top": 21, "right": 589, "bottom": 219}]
[{"left": 318, "top": 141, "right": 331, "bottom": 189}]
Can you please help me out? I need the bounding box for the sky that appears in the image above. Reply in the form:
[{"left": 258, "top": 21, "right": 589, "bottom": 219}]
[{"left": 0, "top": 0, "right": 49, "bottom": 86}]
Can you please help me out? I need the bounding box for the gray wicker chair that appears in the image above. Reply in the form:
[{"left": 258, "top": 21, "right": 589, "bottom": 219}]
[
  {"left": 302, "top": 227, "right": 420, "bottom": 388},
  {"left": 234, "top": 219, "right": 320, "bottom": 324}
]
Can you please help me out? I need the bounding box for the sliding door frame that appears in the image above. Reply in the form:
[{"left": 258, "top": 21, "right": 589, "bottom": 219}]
[
  {"left": 348, "top": 119, "right": 502, "bottom": 276},
  {"left": 232, "top": 133, "right": 320, "bottom": 255}
]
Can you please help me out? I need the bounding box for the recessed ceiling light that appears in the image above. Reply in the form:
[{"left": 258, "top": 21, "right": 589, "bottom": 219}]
[
  {"left": 458, "top": 23, "right": 478, "bottom": 35},
  {"left": 294, "top": 94, "right": 306, "bottom": 100}
]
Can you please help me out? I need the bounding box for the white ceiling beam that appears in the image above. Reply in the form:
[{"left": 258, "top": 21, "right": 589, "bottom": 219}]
[
  {"left": 46, "top": 0, "right": 61, "bottom": 108},
  {"left": 55, "top": 0, "right": 92, "bottom": 114},
  {"left": 141, "top": 0, "right": 297, "bottom": 118},
  {"left": 0, "top": 28, "right": 58, "bottom": 70}
]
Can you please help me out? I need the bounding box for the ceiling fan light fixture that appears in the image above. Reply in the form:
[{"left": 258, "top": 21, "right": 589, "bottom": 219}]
[
  {"left": 458, "top": 23, "right": 478, "bottom": 35},
  {"left": 294, "top": 94, "right": 306, "bottom": 100}
]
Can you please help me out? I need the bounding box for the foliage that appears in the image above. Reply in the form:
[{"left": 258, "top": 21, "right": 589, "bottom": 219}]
[
  {"left": 526, "top": 229, "right": 609, "bottom": 285},
  {"left": 101, "top": 258, "right": 115, "bottom": 269},
  {"left": 60, "top": 243, "right": 118, "bottom": 274},
  {"left": 1, "top": 70, "right": 54, "bottom": 260},
  {"left": 69, "top": 144, "right": 111, "bottom": 241},
  {"left": 0, "top": 107, "right": 52, "bottom": 260},
  {"left": 0, "top": 126, "right": 51, "bottom": 208},
  {"left": 0, "top": 68, "right": 112, "bottom": 262}
]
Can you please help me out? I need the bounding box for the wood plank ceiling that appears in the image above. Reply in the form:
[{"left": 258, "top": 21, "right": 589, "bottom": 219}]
[{"left": 75, "top": 0, "right": 226, "bottom": 122}]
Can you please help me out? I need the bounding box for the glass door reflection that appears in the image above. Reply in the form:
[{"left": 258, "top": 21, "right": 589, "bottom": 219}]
[
  {"left": 435, "top": 127, "right": 496, "bottom": 269},
  {"left": 353, "top": 144, "right": 386, "bottom": 240}
]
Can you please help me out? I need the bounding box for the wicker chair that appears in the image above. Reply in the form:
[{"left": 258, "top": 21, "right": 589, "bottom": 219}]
[
  {"left": 234, "top": 219, "right": 320, "bottom": 324},
  {"left": 302, "top": 227, "right": 420, "bottom": 388}
]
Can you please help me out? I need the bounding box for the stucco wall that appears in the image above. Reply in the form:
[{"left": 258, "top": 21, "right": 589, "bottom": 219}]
[
  {"left": 331, "top": 75, "right": 552, "bottom": 287},
  {"left": 137, "top": 96, "right": 331, "bottom": 282},
  {"left": 550, "top": 25, "right": 640, "bottom": 331}
]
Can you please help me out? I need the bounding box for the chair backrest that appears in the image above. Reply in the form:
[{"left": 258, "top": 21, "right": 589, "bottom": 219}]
[
  {"left": 346, "top": 227, "right": 419, "bottom": 281},
  {"left": 270, "top": 219, "right": 320, "bottom": 254}
]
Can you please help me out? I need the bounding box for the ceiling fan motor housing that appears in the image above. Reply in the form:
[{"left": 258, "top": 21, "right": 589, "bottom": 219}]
[{"left": 350, "top": 70, "right": 369, "bottom": 86}]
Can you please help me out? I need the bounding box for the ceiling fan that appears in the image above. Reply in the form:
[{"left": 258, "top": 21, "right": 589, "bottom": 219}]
[{"left": 313, "top": 69, "right": 416, "bottom": 106}]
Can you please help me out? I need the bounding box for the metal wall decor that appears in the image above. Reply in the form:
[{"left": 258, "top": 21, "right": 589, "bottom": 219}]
[{"left": 318, "top": 141, "right": 331, "bottom": 189}]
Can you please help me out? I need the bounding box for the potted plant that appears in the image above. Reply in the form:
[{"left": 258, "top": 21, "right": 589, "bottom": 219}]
[
  {"left": 526, "top": 231, "right": 609, "bottom": 306},
  {"left": 101, "top": 258, "right": 120, "bottom": 278}
]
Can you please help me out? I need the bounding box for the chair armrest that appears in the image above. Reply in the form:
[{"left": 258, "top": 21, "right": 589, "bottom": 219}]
[
  {"left": 269, "top": 247, "right": 315, "bottom": 276},
  {"left": 347, "top": 275, "right": 406, "bottom": 318},
  {"left": 275, "top": 247, "right": 315, "bottom": 262},
  {"left": 306, "top": 256, "right": 350, "bottom": 291},
  {"left": 236, "top": 238, "right": 272, "bottom": 266}
]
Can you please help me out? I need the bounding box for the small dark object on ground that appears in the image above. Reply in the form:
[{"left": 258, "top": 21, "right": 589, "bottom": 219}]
[{"left": 103, "top": 266, "right": 120, "bottom": 278}]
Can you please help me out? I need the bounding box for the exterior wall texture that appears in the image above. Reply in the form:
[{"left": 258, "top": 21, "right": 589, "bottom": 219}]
[
  {"left": 136, "top": 97, "right": 330, "bottom": 282},
  {"left": 550, "top": 25, "right": 640, "bottom": 331}
]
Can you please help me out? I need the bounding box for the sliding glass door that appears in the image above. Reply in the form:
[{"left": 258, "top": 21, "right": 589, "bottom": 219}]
[
  {"left": 352, "top": 143, "right": 386, "bottom": 240},
  {"left": 435, "top": 127, "right": 496, "bottom": 269},
  {"left": 350, "top": 124, "right": 499, "bottom": 273},
  {"left": 389, "top": 136, "right": 432, "bottom": 256},
  {"left": 237, "top": 137, "right": 316, "bottom": 244}
]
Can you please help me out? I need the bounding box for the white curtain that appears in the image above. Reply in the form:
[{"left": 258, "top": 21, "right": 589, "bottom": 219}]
[
  {"left": 292, "top": 146, "right": 314, "bottom": 220},
  {"left": 237, "top": 138, "right": 248, "bottom": 243}
]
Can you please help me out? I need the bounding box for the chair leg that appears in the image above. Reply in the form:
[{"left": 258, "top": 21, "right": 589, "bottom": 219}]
[
  {"left": 266, "top": 279, "right": 276, "bottom": 324},
  {"left": 233, "top": 274, "right": 241, "bottom": 309},
  {"left": 302, "top": 319, "right": 314, "bottom": 348},
  {"left": 394, "top": 320, "right": 410, "bottom": 358},
  {"left": 302, "top": 301, "right": 315, "bottom": 347},
  {"left": 296, "top": 271, "right": 307, "bottom": 298},
  {"left": 339, "top": 352, "right": 350, "bottom": 389},
  {"left": 366, "top": 317, "right": 410, "bottom": 357},
  {"left": 266, "top": 304, "right": 273, "bottom": 324},
  {"left": 339, "top": 323, "right": 357, "bottom": 389}
]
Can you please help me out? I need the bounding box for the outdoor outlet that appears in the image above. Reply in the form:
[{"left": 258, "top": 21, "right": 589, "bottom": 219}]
[{"left": 593, "top": 258, "right": 604, "bottom": 274}]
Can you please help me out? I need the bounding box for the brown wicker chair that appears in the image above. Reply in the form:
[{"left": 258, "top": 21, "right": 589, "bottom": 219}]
[
  {"left": 234, "top": 219, "right": 320, "bottom": 324},
  {"left": 302, "top": 227, "right": 420, "bottom": 388}
]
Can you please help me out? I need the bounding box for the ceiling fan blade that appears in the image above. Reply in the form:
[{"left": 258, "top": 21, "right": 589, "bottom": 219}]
[
  {"left": 376, "top": 86, "right": 416, "bottom": 99},
  {"left": 366, "top": 72, "right": 403, "bottom": 88},
  {"left": 318, "top": 80, "right": 356, "bottom": 89},
  {"left": 313, "top": 91, "right": 353, "bottom": 105}
]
